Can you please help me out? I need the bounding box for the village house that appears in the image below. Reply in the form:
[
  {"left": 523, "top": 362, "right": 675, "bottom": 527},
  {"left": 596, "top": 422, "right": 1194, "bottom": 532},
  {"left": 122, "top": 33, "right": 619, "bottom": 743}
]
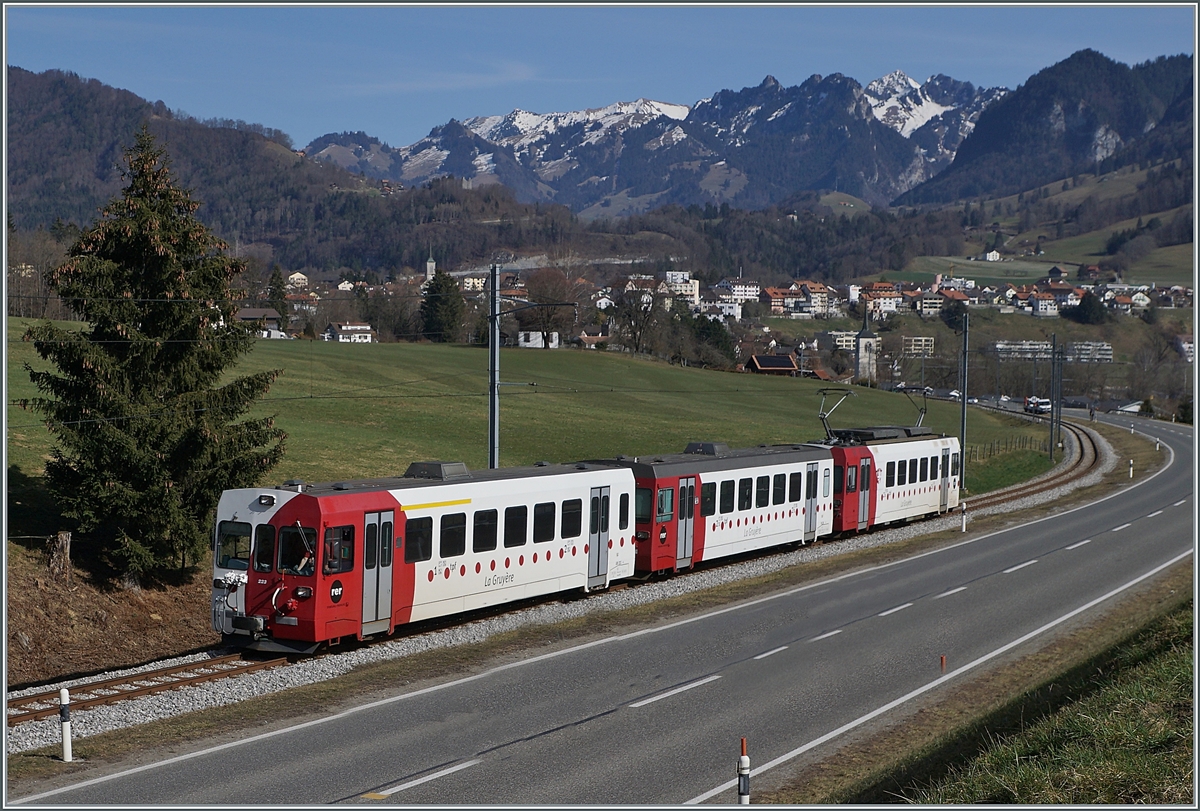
[
  {"left": 323, "top": 322, "right": 376, "bottom": 343},
  {"left": 286, "top": 271, "right": 309, "bottom": 289},
  {"left": 235, "top": 308, "right": 289, "bottom": 338},
  {"left": 1030, "top": 292, "right": 1059, "bottom": 317},
  {"left": 664, "top": 270, "right": 700, "bottom": 306}
]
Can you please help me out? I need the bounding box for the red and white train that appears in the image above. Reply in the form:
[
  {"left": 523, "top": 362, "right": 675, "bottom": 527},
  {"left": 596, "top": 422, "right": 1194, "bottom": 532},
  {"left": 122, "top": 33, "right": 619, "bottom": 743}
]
[{"left": 212, "top": 426, "right": 960, "bottom": 653}]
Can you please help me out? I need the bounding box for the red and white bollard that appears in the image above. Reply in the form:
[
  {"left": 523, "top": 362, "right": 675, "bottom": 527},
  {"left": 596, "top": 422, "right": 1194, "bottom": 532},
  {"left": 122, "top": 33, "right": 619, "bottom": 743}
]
[
  {"left": 737, "top": 737, "right": 751, "bottom": 804},
  {"left": 59, "top": 688, "right": 72, "bottom": 762}
]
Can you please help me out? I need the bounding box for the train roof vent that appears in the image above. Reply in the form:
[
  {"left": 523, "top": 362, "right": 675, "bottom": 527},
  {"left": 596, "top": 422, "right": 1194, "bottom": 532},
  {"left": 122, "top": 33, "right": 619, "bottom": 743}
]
[
  {"left": 333, "top": 482, "right": 351, "bottom": 491},
  {"left": 830, "top": 427, "right": 906, "bottom": 442},
  {"left": 683, "top": 442, "right": 730, "bottom": 456},
  {"left": 535, "top": 461, "right": 551, "bottom": 467},
  {"left": 403, "top": 461, "right": 470, "bottom": 480},
  {"left": 278, "top": 479, "right": 305, "bottom": 492},
  {"left": 902, "top": 426, "right": 934, "bottom": 437}
]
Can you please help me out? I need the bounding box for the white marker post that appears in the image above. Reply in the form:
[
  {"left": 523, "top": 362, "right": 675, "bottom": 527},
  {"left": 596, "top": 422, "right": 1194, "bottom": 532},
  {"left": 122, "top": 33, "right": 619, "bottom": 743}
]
[
  {"left": 59, "top": 688, "right": 72, "bottom": 762},
  {"left": 1129, "top": 460, "right": 1134, "bottom": 479},
  {"left": 960, "top": 502, "right": 967, "bottom": 533},
  {"left": 737, "top": 737, "right": 750, "bottom": 805}
]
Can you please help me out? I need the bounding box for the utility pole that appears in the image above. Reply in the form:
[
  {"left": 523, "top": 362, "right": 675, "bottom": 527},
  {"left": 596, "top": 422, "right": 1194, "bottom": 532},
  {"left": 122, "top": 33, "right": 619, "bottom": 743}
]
[
  {"left": 489, "top": 263, "right": 500, "bottom": 470},
  {"left": 960, "top": 311, "right": 968, "bottom": 491},
  {"left": 1049, "top": 334, "right": 1057, "bottom": 462}
]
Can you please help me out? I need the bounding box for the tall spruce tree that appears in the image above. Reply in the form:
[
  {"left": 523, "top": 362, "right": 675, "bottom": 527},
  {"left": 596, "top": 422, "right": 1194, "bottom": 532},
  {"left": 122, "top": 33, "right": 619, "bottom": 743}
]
[
  {"left": 420, "top": 269, "right": 464, "bottom": 342},
  {"left": 266, "top": 264, "right": 291, "bottom": 326},
  {"left": 21, "top": 127, "right": 286, "bottom": 582}
]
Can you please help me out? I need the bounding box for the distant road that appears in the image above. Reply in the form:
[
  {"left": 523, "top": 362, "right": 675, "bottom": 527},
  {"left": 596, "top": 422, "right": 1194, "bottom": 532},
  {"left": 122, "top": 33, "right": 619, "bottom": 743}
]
[{"left": 13, "top": 416, "right": 1193, "bottom": 806}]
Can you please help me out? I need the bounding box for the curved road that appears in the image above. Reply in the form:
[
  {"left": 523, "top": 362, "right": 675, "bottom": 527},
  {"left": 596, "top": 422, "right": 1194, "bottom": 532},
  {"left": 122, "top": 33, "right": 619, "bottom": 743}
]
[{"left": 12, "top": 414, "right": 1193, "bottom": 806}]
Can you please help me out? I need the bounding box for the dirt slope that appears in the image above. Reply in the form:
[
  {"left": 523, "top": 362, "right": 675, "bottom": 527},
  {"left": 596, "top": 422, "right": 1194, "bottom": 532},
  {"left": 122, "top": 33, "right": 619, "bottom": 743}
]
[{"left": 5, "top": 542, "right": 219, "bottom": 687}]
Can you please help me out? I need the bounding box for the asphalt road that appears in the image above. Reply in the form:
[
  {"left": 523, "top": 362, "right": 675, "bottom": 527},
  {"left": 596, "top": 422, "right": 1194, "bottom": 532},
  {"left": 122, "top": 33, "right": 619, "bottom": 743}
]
[{"left": 13, "top": 414, "right": 1193, "bottom": 806}]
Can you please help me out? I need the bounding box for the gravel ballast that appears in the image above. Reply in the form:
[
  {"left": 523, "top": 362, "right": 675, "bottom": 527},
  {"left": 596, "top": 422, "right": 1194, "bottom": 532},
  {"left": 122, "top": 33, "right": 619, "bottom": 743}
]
[{"left": 6, "top": 425, "right": 1121, "bottom": 754}]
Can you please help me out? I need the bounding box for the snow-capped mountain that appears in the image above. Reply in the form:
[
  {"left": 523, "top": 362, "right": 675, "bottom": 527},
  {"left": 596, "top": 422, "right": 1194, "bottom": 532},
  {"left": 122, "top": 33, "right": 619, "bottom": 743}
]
[{"left": 305, "top": 70, "right": 1008, "bottom": 214}]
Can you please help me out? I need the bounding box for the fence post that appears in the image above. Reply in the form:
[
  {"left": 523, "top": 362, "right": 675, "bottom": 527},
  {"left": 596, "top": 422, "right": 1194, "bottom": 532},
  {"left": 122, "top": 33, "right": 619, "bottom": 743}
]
[
  {"left": 737, "top": 737, "right": 751, "bottom": 804},
  {"left": 60, "top": 688, "right": 72, "bottom": 762}
]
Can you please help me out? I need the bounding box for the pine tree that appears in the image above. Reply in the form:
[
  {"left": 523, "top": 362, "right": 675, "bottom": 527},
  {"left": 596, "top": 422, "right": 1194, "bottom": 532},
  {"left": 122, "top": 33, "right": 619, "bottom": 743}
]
[
  {"left": 21, "top": 127, "right": 286, "bottom": 582},
  {"left": 266, "top": 264, "right": 291, "bottom": 326},
  {"left": 420, "top": 269, "right": 464, "bottom": 342}
]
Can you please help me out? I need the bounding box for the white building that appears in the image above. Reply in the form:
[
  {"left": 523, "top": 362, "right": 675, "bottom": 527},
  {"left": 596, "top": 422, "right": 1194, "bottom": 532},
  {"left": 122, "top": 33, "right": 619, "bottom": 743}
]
[
  {"left": 323, "top": 322, "right": 376, "bottom": 343},
  {"left": 286, "top": 271, "right": 309, "bottom": 289},
  {"left": 517, "top": 331, "right": 560, "bottom": 349}
]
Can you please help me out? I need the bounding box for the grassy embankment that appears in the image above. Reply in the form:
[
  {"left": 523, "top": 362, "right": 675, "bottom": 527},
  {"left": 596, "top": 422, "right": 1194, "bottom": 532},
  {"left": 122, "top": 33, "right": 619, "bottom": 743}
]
[{"left": 7, "top": 317, "right": 1051, "bottom": 493}]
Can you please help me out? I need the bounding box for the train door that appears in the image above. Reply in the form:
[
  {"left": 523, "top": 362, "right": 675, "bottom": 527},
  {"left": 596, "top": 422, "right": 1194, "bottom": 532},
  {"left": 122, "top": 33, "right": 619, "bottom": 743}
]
[
  {"left": 939, "top": 449, "right": 950, "bottom": 512},
  {"left": 362, "top": 510, "right": 394, "bottom": 635},
  {"left": 587, "top": 488, "right": 610, "bottom": 590},
  {"left": 858, "top": 459, "right": 871, "bottom": 531},
  {"left": 677, "top": 477, "right": 695, "bottom": 569},
  {"left": 803, "top": 462, "right": 819, "bottom": 542}
]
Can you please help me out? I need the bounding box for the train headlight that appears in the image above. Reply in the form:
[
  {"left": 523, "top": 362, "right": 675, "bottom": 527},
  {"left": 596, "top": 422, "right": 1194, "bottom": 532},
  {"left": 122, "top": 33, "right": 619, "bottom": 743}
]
[
  {"left": 294, "top": 587, "right": 313, "bottom": 599},
  {"left": 258, "top": 494, "right": 276, "bottom": 507}
]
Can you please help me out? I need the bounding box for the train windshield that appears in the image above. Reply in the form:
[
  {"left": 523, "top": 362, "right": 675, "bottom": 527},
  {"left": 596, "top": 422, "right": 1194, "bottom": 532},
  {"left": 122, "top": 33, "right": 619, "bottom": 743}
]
[
  {"left": 216, "top": 521, "right": 252, "bottom": 570},
  {"left": 278, "top": 525, "right": 318, "bottom": 576}
]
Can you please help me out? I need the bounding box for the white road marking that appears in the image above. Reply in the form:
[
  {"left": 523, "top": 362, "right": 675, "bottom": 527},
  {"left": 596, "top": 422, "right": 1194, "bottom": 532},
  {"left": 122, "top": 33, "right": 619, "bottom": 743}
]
[
  {"left": 877, "top": 603, "right": 913, "bottom": 617},
  {"left": 365, "top": 759, "right": 481, "bottom": 798},
  {"left": 630, "top": 675, "right": 721, "bottom": 708},
  {"left": 1112, "top": 523, "right": 1132, "bottom": 532},
  {"left": 686, "top": 549, "right": 1194, "bottom": 805},
  {"left": 809, "top": 629, "right": 843, "bottom": 642},
  {"left": 753, "top": 646, "right": 788, "bottom": 660},
  {"left": 1146, "top": 510, "right": 1163, "bottom": 518},
  {"left": 1066, "top": 539, "right": 1092, "bottom": 550},
  {"left": 1174, "top": 499, "right": 1187, "bottom": 507},
  {"left": 932, "top": 586, "right": 966, "bottom": 599},
  {"left": 1003, "top": 560, "right": 1038, "bottom": 574}
]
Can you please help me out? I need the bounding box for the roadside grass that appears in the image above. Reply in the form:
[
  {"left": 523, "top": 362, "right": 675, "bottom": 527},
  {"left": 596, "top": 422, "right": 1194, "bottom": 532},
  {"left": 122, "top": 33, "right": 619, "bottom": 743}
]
[
  {"left": 757, "top": 564, "right": 1192, "bottom": 805},
  {"left": 904, "top": 600, "right": 1193, "bottom": 804},
  {"left": 6, "top": 419, "right": 1170, "bottom": 792},
  {"left": 962, "top": 448, "right": 1054, "bottom": 496}
]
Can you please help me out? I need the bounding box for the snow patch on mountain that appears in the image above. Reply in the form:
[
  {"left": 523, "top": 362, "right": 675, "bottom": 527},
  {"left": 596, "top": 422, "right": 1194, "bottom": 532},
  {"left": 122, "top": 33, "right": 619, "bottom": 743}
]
[{"left": 864, "top": 70, "right": 953, "bottom": 138}]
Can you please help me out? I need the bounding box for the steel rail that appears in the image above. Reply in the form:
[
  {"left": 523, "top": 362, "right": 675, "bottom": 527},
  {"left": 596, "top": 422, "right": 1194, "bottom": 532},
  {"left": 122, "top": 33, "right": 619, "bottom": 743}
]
[{"left": 7, "top": 654, "right": 287, "bottom": 727}]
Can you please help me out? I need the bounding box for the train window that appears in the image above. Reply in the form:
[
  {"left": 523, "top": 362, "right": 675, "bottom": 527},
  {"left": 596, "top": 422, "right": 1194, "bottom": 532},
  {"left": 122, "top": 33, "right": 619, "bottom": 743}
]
[
  {"left": 323, "top": 525, "right": 355, "bottom": 574},
  {"left": 619, "top": 493, "right": 630, "bottom": 530},
  {"left": 504, "top": 506, "right": 528, "bottom": 548},
  {"left": 807, "top": 470, "right": 819, "bottom": 500},
  {"left": 910, "top": 459, "right": 919, "bottom": 483},
  {"left": 738, "top": 479, "right": 752, "bottom": 511},
  {"left": 919, "top": 457, "right": 928, "bottom": 482},
  {"left": 846, "top": 464, "right": 857, "bottom": 493},
  {"left": 930, "top": 455, "right": 939, "bottom": 479},
  {"left": 405, "top": 517, "right": 433, "bottom": 563},
  {"left": 680, "top": 483, "right": 693, "bottom": 520},
  {"left": 720, "top": 481, "right": 735, "bottom": 514},
  {"left": 635, "top": 488, "right": 653, "bottom": 523},
  {"left": 364, "top": 521, "right": 378, "bottom": 570},
  {"left": 441, "top": 513, "right": 467, "bottom": 558},
  {"left": 860, "top": 461, "right": 870, "bottom": 492},
  {"left": 789, "top": 472, "right": 802, "bottom": 502},
  {"left": 216, "top": 521, "right": 252, "bottom": 571},
  {"left": 279, "top": 525, "right": 318, "bottom": 575},
  {"left": 886, "top": 461, "right": 896, "bottom": 488},
  {"left": 773, "top": 474, "right": 786, "bottom": 505},
  {"left": 562, "top": 499, "right": 583, "bottom": 539},
  {"left": 533, "top": 502, "right": 556, "bottom": 543},
  {"left": 380, "top": 521, "right": 393, "bottom": 568},
  {"left": 755, "top": 476, "right": 769, "bottom": 508},
  {"left": 833, "top": 466, "right": 843, "bottom": 494},
  {"left": 656, "top": 488, "right": 674, "bottom": 522},
  {"left": 897, "top": 459, "right": 907, "bottom": 486},
  {"left": 700, "top": 482, "right": 717, "bottom": 516},
  {"left": 601, "top": 495, "right": 610, "bottom": 533},
  {"left": 473, "top": 510, "right": 498, "bottom": 552},
  {"left": 822, "top": 468, "right": 831, "bottom": 498},
  {"left": 951, "top": 453, "right": 960, "bottom": 477},
  {"left": 253, "top": 524, "right": 275, "bottom": 573}
]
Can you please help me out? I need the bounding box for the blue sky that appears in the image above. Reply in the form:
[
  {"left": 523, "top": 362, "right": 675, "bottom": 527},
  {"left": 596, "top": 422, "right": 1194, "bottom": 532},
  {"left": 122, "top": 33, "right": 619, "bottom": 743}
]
[{"left": 5, "top": 4, "right": 1195, "bottom": 150}]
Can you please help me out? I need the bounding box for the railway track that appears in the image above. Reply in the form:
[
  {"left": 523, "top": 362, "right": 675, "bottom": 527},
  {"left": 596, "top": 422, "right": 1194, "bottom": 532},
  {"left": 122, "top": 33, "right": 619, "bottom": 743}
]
[
  {"left": 6, "top": 420, "right": 1104, "bottom": 730},
  {"left": 965, "top": 418, "right": 1099, "bottom": 512},
  {"left": 6, "top": 654, "right": 288, "bottom": 727}
]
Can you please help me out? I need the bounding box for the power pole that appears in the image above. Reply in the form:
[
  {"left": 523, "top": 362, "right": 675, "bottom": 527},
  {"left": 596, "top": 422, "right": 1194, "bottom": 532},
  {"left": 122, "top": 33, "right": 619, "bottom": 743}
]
[
  {"left": 489, "top": 262, "right": 500, "bottom": 469},
  {"left": 960, "top": 311, "right": 968, "bottom": 491}
]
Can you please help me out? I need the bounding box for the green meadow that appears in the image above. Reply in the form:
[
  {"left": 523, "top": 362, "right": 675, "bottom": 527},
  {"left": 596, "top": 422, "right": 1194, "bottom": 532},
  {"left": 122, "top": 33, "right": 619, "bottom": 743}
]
[{"left": 7, "top": 318, "right": 1048, "bottom": 490}]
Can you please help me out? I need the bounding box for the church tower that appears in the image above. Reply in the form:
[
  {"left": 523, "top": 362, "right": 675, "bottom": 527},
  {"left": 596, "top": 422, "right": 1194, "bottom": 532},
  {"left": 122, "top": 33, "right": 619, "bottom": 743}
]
[
  {"left": 855, "top": 304, "right": 879, "bottom": 384},
  {"left": 425, "top": 249, "right": 436, "bottom": 283}
]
